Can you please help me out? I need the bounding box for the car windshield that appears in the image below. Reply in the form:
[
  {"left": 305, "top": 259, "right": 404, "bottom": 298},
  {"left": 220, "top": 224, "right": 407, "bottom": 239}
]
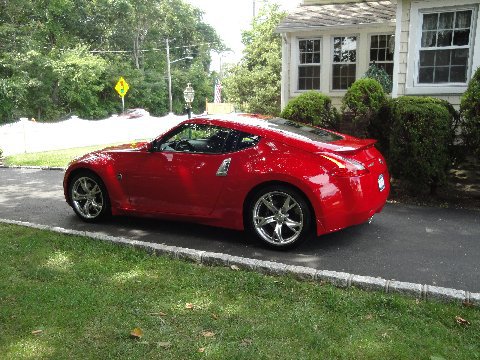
[{"left": 265, "top": 118, "right": 343, "bottom": 143}]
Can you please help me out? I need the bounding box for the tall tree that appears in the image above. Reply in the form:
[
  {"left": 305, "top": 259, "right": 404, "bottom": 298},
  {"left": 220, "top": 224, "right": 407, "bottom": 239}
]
[
  {"left": 0, "top": 0, "right": 223, "bottom": 122},
  {"left": 223, "top": 3, "right": 286, "bottom": 116}
]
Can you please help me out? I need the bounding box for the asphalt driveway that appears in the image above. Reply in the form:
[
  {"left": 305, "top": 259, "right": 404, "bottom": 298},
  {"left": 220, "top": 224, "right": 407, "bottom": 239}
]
[{"left": 1, "top": 167, "right": 479, "bottom": 292}]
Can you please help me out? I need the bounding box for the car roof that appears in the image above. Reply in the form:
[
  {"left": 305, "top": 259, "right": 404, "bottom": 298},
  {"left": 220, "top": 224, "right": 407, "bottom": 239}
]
[
  {"left": 185, "top": 114, "right": 335, "bottom": 141},
  {"left": 180, "top": 114, "right": 372, "bottom": 154},
  {"left": 179, "top": 114, "right": 335, "bottom": 153},
  {"left": 184, "top": 113, "right": 335, "bottom": 142},
  {"left": 187, "top": 114, "right": 275, "bottom": 132}
]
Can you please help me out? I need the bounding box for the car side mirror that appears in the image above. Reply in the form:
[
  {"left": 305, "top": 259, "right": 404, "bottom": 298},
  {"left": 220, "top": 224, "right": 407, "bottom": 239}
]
[{"left": 146, "top": 141, "right": 156, "bottom": 152}]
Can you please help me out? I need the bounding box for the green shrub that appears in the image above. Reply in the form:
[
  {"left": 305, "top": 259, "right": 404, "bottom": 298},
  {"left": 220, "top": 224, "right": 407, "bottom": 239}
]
[
  {"left": 368, "top": 98, "right": 393, "bottom": 157},
  {"left": 341, "top": 78, "right": 387, "bottom": 137},
  {"left": 363, "top": 64, "right": 392, "bottom": 93},
  {"left": 389, "top": 97, "right": 456, "bottom": 194},
  {"left": 0, "top": 147, "right": 3, "bottom": 158},
  {"left": 280, "top": 91, "right": 339, "bottom": 129},
  {"left": 460, "top": 66, "right": 480, "bottom": 159}
]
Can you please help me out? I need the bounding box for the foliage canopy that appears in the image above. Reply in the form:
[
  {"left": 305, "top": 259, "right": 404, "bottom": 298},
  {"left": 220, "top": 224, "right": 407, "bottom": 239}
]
[
  {"left": 0, "top": 0, "right": 223, "bottom": 123},
  {"left": 223, "top": 4, "right": 286, "bottom": 116},
  {"left": 460, "top": 66, "right": 480, "bottom": 158},
  {"left": 389, "top": 97, "right": 457, "bottom": 194},
  {"left": 281, "top": 91, "right": 338, "bottom": 129},
  {"left": 341, "top": 78, "right": 386, "bottom": 137}
]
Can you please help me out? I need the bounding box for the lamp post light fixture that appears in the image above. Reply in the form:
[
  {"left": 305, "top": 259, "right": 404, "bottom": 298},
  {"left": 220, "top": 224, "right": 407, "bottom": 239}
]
[{"left": 183, "top": 83, "right": 195, "bottom": 119}]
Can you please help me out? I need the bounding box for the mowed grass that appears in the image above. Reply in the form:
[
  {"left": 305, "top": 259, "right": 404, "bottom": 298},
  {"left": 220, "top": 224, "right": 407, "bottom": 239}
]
[
  {"left": 3, "top": 142, "right": 135, "bottom": 168},
  {"left": 0, "top": 224, "right": 478, "bottom": 360}
]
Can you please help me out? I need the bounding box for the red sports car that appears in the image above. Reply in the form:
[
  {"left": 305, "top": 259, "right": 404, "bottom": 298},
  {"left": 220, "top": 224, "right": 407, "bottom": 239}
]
[{"left": 63, "top": 115, "right": 390, "bottom": 248}]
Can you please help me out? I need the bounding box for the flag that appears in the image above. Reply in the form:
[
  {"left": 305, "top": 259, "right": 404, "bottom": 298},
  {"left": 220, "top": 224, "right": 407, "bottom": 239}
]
[{"left": 214, "top": 79, "right": 222, "bottom": 103}]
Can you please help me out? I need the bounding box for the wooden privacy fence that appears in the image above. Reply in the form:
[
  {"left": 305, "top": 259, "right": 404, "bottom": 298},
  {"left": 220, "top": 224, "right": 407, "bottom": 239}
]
[{"left": 205, "top": 100, "right": 235, "bottom": 115}]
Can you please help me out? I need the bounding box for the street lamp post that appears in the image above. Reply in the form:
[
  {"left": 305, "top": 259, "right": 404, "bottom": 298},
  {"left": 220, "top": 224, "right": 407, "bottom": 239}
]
[
  {"left": 183, "top": 83, "right": 195, "bottom": 119},
  {"left": 166, "top": 38, "right": 193, "bottom": 114}
]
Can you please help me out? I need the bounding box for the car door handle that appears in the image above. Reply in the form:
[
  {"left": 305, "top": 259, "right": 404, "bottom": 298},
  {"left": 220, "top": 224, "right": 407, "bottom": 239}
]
[{"left": 216, "top": 158, "right": 231, "bottom": 177}]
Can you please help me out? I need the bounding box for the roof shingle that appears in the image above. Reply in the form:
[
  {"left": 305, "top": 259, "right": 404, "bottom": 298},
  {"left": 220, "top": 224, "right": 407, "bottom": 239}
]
[{"left": 276, "top": 1, "right": 397, "bottom": 32}]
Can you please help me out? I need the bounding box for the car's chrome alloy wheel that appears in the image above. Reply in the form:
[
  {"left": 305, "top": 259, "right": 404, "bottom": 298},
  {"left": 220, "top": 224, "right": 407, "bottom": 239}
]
[
  {"left": 253, "top": 191, "right": 304, "bottom": 245},
  {"left": 71, "top": 176, "right": 104, "bottom": 219}
]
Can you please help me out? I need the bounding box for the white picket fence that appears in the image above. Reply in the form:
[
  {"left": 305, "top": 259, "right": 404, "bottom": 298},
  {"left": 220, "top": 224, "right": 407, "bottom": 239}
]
[{"left": 0, "top": 111, "right": 186, "bottom": 156}]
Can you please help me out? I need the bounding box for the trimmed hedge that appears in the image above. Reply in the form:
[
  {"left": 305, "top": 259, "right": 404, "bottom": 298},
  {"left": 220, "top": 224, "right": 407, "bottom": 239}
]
[
  {"left": 460, "top": 66, "right": 480, "bottom": 159},
  {"left": 389, "top": 97, "right": 457, "bottom": 194},
  {"left": 342, "top": 78, "right": 386, "bottom": 118},
  {"left": 341, "top": 78, "right": 387, "bottom": 137},
  {"left": 368, "top": 98, "right": 393, "bottom": 157},
  {"left": 280, "top": 91, "right": 339, "bottom": 129}
]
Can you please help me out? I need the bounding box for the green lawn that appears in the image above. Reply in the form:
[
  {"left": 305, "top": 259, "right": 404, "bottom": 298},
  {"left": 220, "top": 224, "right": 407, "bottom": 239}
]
[
  {"left": 3, "top": 143, "right": 130, "bottom": 168},
  {"left": 0, "top": 223, "right": 478, "bottom": 360}
]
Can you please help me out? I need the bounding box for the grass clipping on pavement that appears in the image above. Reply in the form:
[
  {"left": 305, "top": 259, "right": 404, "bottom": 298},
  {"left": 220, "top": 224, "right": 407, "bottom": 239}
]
[{"left": 0, "top": 223, "right": 478, "bottom": 359}]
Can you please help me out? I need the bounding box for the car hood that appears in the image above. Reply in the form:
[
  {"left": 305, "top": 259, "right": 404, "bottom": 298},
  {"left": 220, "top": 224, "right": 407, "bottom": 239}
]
[
  {"left": 68, "top": 141, "right": 149, "bottom": 167},
  {"left": 101, "top": 141, "right": 149, "bottom": 152}
]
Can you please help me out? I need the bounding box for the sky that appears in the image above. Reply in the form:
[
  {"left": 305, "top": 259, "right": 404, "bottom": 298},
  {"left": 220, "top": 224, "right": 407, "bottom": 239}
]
[{"left": 185, "top": 0, "right": 301, "bottom": 72}]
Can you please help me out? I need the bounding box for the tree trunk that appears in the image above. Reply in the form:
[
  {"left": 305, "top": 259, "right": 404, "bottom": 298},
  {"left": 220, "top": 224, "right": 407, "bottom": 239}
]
[{"left": 52, "top": 81, "right": 59, "bottom": 106}]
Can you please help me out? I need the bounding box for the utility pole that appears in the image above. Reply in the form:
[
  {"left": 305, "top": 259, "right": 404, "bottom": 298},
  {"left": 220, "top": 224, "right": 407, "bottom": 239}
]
[
  {"left": 253, "top": 0, "right": 255, "bottom": 18},
  {"left": 166, "top": 38, "right": 173, "bottom": 114},
  {"left": 165, "top": 38, "right": 193, "bottom": 115}
]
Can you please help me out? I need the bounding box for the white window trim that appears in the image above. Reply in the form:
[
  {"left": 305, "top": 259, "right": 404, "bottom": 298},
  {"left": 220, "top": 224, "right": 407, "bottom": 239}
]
[
  {"left": 296, "top": 38, "right": 322, "bottom": 91},
  {"left": 416, "top": 7, "right": 474, "bottom": 85},
  {"left": 368, "top": 33, "right": 395, "bottom": 74},
  {"left": 406, "top": 0, "right": 479, "bottom": 95},
  {"left": 330, "top": 35, "right": 359, "bottom": 92}
]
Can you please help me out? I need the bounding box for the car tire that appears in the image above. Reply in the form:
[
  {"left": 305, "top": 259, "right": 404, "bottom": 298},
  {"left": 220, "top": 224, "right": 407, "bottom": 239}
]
[
  {"left": 247, "top": 185, "right": 312, "bottom": 249},
  {"left": 68, "top": 171, "right": 111, "bottom": 222}
]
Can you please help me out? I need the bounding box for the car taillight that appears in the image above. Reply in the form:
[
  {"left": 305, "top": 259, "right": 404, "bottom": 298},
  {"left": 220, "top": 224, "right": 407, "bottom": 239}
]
[{"left": 320, "top": 154, "right": 369, "bottom": 177}]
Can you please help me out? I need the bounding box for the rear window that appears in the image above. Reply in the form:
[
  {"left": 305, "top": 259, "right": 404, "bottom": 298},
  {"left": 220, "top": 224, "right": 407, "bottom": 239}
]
[
  {"left": 236, "top": 132, "right": 261, "bottom": 151},
  {"left": 266, "top": 118, "right": 343, "bottom": 143},
  {"left": 223, "top": 131, "right": 261, "bottom": 153}
]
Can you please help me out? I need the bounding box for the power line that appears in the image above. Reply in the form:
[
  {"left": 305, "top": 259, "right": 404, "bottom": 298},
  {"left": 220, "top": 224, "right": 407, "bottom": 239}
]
[{"left": 88, "top": 41, "right": 221, "bottom": 54}]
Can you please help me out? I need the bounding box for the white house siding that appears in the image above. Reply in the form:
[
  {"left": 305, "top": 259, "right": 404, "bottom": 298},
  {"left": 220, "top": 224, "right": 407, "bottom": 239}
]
[
  {"left": 280, "top": 33, "right": 292, "bottom": 111},
  {"left": 392, "top": 0, "right": 410, "bottom": 98}
]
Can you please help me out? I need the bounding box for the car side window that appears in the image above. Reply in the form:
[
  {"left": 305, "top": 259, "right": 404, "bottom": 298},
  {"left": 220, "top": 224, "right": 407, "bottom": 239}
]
[
  {"left": 235, "top": 132, "right": 261, "bottom": 151},
  {"left": 222, "top": 131, "right": 261, "bottom": 153},
  {"left": 158, "top": 124, "right": 231, "bottom": 154}
]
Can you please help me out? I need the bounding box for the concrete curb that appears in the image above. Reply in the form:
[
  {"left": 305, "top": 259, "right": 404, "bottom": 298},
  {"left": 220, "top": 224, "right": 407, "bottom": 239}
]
[
  {"left": 0, "top": 165, "right": 65, "bottom": 171},
  {"left": 1, "top": 218, "right": 478, "bottom": 306}
]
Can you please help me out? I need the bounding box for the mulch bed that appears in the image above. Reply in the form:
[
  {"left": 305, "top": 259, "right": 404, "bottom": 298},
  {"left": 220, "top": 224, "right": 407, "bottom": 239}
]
[{"left": 389, "top": 157, "right": 480, "bottom": 211}]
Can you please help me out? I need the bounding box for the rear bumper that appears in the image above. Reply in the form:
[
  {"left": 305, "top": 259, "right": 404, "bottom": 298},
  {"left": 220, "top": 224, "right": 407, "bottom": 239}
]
[{"left": 314, "top": 171, "right": 390, "bottom": 236}]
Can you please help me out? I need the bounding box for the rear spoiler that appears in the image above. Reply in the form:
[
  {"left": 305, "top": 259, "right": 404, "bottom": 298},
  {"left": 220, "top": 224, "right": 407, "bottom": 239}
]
[{"left": 332, "top": 139, "right": 377, "bottom": 154}]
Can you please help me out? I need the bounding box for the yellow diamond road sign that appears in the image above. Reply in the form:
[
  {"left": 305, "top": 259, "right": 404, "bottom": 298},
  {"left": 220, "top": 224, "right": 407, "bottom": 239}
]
[{"left": 115, "top": 77, "right": 129, "bottom": 97}]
